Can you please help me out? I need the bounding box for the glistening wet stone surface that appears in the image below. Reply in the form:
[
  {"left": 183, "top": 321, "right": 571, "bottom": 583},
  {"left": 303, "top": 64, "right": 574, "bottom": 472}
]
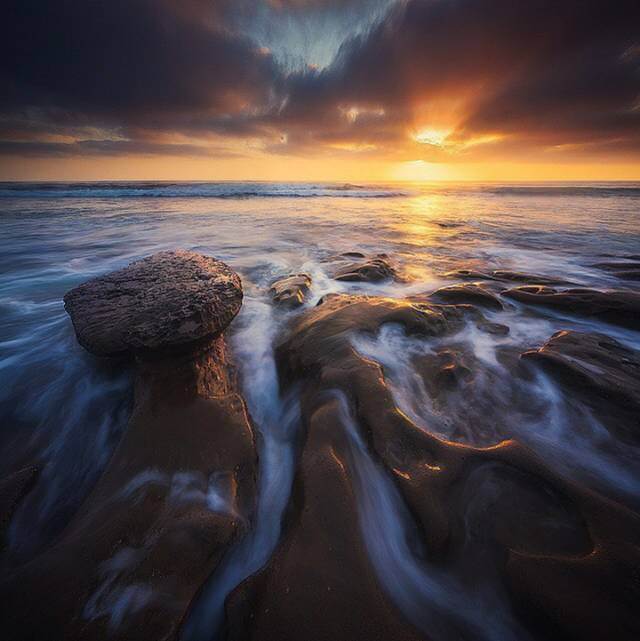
[{"left": 64, "top": 250, "right": 243, "bottom": 356}]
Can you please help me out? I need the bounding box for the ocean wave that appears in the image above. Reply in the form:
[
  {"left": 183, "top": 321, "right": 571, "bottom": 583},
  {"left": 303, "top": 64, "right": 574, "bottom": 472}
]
[
  {"left": 0, "top": 182, "right": 410, "bottom": 199},
  {"left": 482, "top": 184, "right": 640, "bottom": 198}
]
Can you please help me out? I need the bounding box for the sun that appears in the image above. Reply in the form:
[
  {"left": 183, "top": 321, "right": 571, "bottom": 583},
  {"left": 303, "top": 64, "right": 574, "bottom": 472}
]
[{"left": 413, "top": 128, "right": 451, "bottom": 147}]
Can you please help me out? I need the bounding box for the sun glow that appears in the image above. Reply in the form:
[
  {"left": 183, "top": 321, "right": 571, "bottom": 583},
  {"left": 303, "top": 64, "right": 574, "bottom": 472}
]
[
  {"left": 390, "top": 160, "right": 455, "bottom": 181},
  {"left": 413, "top": 128, "right": 451, "bottom": 147}
]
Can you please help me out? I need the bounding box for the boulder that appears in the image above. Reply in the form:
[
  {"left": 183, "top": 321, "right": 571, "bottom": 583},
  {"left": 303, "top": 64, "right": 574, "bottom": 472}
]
[
  {"left": 64, "top": 250, "right": 243, "bottom": 356},
  {"left": 503, "top": 286, "right": 640, "bottom": 330},
  {"left": 592, "top": 261, "right": 640, "bottom": 271},
  {"left": 269, "top": 274, "right": 312, "bottom": 308},
  {"left": 329, "top": 253, "right": 396, "bottom": 283},
  {"left": 491, "top": 270, "right": 569, "bottom": 285},
  {"left": 477, "top": 320, "right": 510, "bottom": 335},
  {"left": 443, "top": 269, "right": 492, "bottom": 280}
]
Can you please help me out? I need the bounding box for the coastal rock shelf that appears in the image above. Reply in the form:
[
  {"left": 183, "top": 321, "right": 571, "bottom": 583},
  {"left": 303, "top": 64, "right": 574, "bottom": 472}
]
[
  {"left": 430, "top": 282, "right": 504, "bottom": 310},
  {"left": 2, "top": 248, "right": 640, "bottom": 641},
  {"left": 235, "top": 290, "right": 640, "bottom": 641}
]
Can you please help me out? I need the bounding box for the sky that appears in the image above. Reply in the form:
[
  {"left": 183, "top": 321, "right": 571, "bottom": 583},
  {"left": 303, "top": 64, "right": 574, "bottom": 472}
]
[{"left": 1, "top": 0, "right": 639, "bottom": 181}]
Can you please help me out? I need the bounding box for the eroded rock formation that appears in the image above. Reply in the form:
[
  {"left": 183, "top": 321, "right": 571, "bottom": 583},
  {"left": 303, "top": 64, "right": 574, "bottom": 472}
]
[
  {"left": 522, "top": 330, "right": 640, "bottom": 444},
  {"left": 224, "top": 291, "right": 640, "bottom": 641},
  {"left": 4, "top": 250, "right": 640, "bottom": 641},
  {"left": 444, "top": 269, "right": 570, "bottom": 285},
  {"left": 592, "top": 261, "right": 640, "bottom": 281},
  {"left": 1, "top": 251, "right": 256, "bottom": 641}
]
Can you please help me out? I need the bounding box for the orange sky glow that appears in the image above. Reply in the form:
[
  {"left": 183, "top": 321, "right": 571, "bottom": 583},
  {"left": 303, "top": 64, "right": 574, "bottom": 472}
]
[{"left": 2, "top": 0, "right": 639, "bottom": 181}]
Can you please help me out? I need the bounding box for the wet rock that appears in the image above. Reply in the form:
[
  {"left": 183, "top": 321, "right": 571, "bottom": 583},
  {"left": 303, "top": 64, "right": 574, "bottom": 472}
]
[
  {"left": 0, "top": 466, "right": 38, "bottom": 550},
  {"left": 1, "top": 254, "right": 257, "bottom": 641},
  {"left": 477, "top": 320, "right": 510, "bottom": 335},
  {"left": 330, "top": 253, "right": 396, "bottom": 282},
  {"left": 272, "top": 292, "right": 640, "bottom": 641},
  {"left": 64, "top": 250, "right": 243, "bottom": 357},
  {"left": 269, "top": 274, "right": 312, "bottom": 308},
  {"left": 443, "top": 268, "right": 493, "bottom": 280},
  {"left": 277, "top": 293, "right": 467, "bottom": 382},
  {"left": 426, "top": 349, "right": 474, "bottom": 391},
  {"left": 225, "top": 396, "right": 425, "bottom": 641},
  {"left": 591, "top": 261, "right": 640, "bottom": 281},
  {"left": 491, "top": 270, "right": 569, "bottom": 285},
  {"left": 502, "top": 286, "right": 640, "bottom": 330},
  {"left": 522, "top": 330, "right": 640, "bottom": 443},
  {"left": 444, "top": 269, "right": 569, "bottom": 285},
  {"left": 430, "top": 283, "right": 504, "bottom": 310},
  {"left": 592, "top": 261, "right": 640, "bottom": 271},
  {"left": 610, "top": 269, "right": 640, "bottom": 281}
]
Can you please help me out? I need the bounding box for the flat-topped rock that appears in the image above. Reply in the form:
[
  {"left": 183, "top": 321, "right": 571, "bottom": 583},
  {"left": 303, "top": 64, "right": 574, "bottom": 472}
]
[
  {"left": 269, "top": 274, "right": 311, "bottom": 308},
  {"left": 64, "top": 250, "right": 242, "bottom": 356}
]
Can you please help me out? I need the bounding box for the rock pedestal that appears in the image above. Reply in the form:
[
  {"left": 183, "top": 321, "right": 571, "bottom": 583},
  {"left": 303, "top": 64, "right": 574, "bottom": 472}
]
[{"left": 1, "top": 251, "right": 256, "bottom": 641}]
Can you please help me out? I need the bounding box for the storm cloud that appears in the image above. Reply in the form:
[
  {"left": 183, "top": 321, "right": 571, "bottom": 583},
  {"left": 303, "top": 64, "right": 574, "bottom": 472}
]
[{"left": 1, "top": 0, "right": 639, "bottom": 162}]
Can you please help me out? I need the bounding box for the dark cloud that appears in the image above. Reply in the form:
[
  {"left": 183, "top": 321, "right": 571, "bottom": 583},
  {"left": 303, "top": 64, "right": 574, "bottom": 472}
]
[
  {"left": 276, "top": 0, "right": 640, "bottom": 157},
  {"left": 0, "top": 139, "right": 240, "bottom": 158},
  {"left": 0, "top": 0, "right": 282, "bottom": 124},
  {"left": 1, "top": 0, "right": 639, "bottom": 162}
]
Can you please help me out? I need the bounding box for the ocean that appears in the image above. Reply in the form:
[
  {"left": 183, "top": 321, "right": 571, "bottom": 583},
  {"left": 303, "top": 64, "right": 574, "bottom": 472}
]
[{"left": 1, "top": 181, "right": 639, "bottom": 638}]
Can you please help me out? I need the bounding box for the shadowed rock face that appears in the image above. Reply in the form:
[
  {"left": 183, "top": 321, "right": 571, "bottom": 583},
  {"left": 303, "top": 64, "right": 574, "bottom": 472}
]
[
  {"left": 1, "top": 252, "right": 257, "bottom": 641},
  {"left": 64, "top": 250, "right": 243, "bottom": 356},
  {"left": 0, "top": 466, "right": 38, "bottom": 551},
  {"left": 503, "top": 286, "right": 640, "bottom": 330},
  {"left": 269, "top": 274, "right": 312, "bottom": 308},
  {"left": 523, "top": 330, "right": 640, "bottom": 444}
]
